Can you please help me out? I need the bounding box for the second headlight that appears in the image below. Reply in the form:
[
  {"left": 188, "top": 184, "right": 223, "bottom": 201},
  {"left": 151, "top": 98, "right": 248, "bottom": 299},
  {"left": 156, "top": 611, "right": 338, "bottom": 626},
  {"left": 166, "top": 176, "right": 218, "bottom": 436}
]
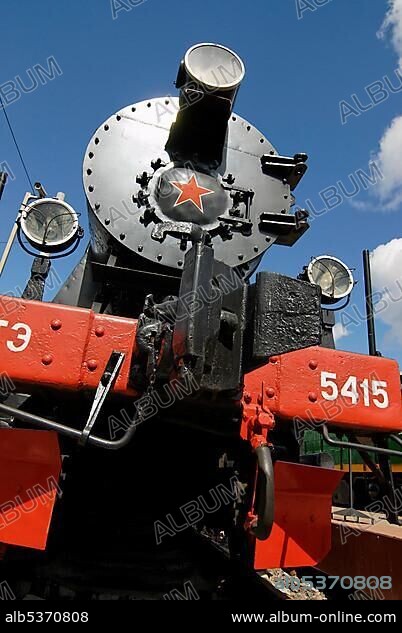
[
  {"left": 20, "top": 197, "right": 79, "bottom": 253},
  {"left": 306, "top": 255, "right": 354, "bottom": 304}
]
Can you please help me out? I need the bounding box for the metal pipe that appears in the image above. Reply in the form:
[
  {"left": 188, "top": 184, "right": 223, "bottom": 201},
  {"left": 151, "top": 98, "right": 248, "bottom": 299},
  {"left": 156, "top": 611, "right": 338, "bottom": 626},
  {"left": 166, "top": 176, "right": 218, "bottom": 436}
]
[
  {"left": 0, "top": 402, "right": 138, "bottom": 450},
  {"left": 0, "top": 191, "right": 32, "bottom": 278},
  {"left": 0, "top": 222, "right": 19, "bottom": 278},
  {"left": 0, "top": 172, "right": 7, "bottom": 201},
  {"left": 321, "top": 424, "right": 402, "bottom": 458},
  {"left": 251, "top": 445, "right": 274, "bottom": 541},
  {"left": 34, "top": 182, "right": 47, "bottom": 198},
  {"left": 362, "top": 249, "right": 377, "bottom": 356},
  {"left": 348, "top": 448, "right": 354, "bottom": 510},
  {"left": 390, "top": 434, "right": 402, "bottom": 448}
]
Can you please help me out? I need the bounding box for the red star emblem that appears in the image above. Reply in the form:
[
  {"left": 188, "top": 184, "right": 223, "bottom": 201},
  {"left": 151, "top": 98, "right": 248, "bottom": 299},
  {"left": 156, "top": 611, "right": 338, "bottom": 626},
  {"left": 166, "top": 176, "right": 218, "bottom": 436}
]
[{"left": 171, "top": 174, "right": 214, "bottom": 213}]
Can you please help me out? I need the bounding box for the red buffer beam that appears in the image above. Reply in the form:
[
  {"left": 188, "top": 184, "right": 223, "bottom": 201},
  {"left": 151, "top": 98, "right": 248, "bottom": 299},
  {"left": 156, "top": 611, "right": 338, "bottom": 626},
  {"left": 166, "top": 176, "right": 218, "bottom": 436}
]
[
  {"left": 244, "top": 346, "right": 402, "bottom": 433},
  {"left": 0, "top": 295, "right": 137, "bottom": 394}
]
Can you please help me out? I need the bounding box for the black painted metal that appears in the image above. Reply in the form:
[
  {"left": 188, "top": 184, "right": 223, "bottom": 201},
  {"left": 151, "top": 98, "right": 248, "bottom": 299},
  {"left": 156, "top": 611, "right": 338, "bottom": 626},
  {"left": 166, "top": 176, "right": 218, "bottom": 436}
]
[
  {"left": 0, "top": 171, "right": 7, "bottom": 201},
  {"left": 83, "top": 97, "right": 308, "bottom": 277},
  {"left": 22, "top": 256, "right": 51, "bottom": 302},
  {"left": 250, "top": 271, "right": 322, "bottom": 362},
  {"left": 363, "top": 249, "right": 378, "bottom": 356},
  {"left": 321, "top": 308, "right": 335, "bottom": 349},
  {"left": 173, "top": 239, "right": 214, "bottom": 371},
  {"left": 251, "top": 445, "right": 274, "bottom": 541}
]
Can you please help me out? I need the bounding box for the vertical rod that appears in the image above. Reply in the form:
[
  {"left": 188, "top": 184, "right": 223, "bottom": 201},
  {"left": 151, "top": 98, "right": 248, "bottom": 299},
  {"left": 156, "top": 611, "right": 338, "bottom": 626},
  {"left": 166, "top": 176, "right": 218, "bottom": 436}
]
[
  {"left": 0, "top": 174, "right": 18, "bottom": 278},
  {"left": 378, "top": 437, "right": 400, "bottom": 525},
  {"left": 362, "top": 249, "right": 377, "bottom": 356},
  {"left": 0, "top": 192, "right": 32, "bottom": 279},
  {"left": 0, "top": 223, "right": 19, "bottom": 278},
  {"left": 0, "top": 172, "right": 7, "bottom": 201},
  {"left": 348, "top": 448, "right": 354, "bottom": 510}
]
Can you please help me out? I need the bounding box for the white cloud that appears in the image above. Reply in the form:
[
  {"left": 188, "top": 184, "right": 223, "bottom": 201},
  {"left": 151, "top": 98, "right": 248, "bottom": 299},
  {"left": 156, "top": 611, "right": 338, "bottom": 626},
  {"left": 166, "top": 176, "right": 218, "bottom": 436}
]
[
  {"left": 370, "top": 238, "right": 402, "bottom": 345},
  {"left": 348, "top": 199, "right": 370, "bottom": 211},
  {"left": 372, "top": 115, "right": 402, "bottom": 210},
  {"left": 333, "top": 322, "right": 350, "bottom": 343},
  {"left": 370, "top": 2, "right": 402, "bottom": 211},
  {"left": 378, "top": 0, "right": 402, "bottom": 69}
]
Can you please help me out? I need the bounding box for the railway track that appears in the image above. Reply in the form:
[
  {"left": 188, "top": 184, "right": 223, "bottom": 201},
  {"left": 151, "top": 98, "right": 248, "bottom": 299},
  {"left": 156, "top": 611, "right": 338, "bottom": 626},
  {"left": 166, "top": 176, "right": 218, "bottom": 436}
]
[
  {"left": 194, "top": 532, "right": 287, "bottom": 601},
  {"left": 0, "top": 529, "right": 287, "bottom": 601}
]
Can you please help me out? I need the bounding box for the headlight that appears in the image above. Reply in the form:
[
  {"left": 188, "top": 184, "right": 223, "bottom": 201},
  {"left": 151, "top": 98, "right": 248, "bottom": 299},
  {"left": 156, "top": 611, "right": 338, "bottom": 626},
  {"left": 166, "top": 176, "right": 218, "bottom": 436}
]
[
  {"left": 306, "top": 255, "right": 354, "bottom": 304},
  {"left": 20, "top": 198, "right": 79, "bottom": 253}
]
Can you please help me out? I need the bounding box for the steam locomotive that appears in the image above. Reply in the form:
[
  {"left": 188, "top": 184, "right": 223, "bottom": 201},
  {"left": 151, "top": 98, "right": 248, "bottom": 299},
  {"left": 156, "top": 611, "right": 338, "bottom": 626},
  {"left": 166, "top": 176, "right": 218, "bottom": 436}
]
[{"left": 0, "top": 43, "right": 401, "bottom": 599}]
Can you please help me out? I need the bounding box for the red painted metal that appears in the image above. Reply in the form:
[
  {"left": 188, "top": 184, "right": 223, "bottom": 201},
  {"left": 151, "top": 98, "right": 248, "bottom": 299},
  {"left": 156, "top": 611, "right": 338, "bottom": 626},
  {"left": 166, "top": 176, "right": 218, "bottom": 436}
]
[
  {"left": 244, "top": 346, "right": 402, "bottom": 432},
  {"left": 253, "top": 461, "right": 343, "bottom": 569},
  {"left": 0, "top": 296, "right": 137, "bottom": 394},
  {"left": 241, "top": 389, "right": 275, "bottom": 443},
  {"left": 0, "top": 429, "right": 61, "bottom": 550}
]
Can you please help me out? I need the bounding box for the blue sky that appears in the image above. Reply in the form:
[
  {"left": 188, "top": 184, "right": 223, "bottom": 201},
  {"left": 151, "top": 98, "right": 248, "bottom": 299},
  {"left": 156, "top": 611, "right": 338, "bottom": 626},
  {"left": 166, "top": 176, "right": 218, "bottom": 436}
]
[{"left": 0, "top": 0, "right": 402, "bottom": 361}]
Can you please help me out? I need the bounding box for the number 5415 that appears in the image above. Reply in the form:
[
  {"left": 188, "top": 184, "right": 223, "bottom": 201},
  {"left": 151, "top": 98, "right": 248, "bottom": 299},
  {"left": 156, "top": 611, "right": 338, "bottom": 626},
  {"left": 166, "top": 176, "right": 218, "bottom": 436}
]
[{"left": 320, "top": 372, "right": 389, "bottom": 409}]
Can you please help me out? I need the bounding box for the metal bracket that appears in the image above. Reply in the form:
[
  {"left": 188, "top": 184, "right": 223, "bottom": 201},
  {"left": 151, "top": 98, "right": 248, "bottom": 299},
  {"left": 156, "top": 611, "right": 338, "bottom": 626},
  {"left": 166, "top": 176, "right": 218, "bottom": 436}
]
[
  {"left": 221, "top": 186, "right": 254, "bottom": 219},
  {"left": 151, "top": 221, "right": 204, "bottom": 243},
  {"left": 258, "top": 209, "right": 309, "bottom": 246},
  {"left": 79, "top": 351, "right": 125, "bottom": 446},
  {"left": 260, "top": 153, "right": 308, "bottom": 190}
]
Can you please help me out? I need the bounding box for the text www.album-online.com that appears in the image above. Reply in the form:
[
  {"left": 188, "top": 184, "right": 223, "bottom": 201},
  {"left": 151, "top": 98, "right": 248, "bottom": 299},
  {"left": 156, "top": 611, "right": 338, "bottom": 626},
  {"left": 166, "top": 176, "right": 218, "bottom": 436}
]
[{"left": 231, "top": 612, "right": 397, "bottom": 623}]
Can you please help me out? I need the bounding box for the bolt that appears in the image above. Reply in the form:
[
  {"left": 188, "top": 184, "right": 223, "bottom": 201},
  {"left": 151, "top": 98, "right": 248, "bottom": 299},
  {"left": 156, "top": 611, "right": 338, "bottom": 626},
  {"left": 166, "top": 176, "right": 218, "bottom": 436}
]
[
  {"left": 50, "top": 319, "right": 62, "bottom": 331},
  {"left": 151, "top": 158, "right": 166, "bottom": 171},
  {"left": 294, "top": 153, "right": 308, "bottom": 163},
  {"left": 136, "top": 171, "right": 152, "bottom": 188},
  {"left": 87, "top": 359, "right": 98, "bottom": 371},
  {"left": 223, "top": 173, "right": 235, "bottom": 185},
  {"left": 308, "top": 392, "right": 318, "bottom": 403},
  {"left": 243, "top": 393, "right": 252, "bottom": 404},
  {"left": 95, "top": 326, "right": 105, "bottom": 338},
  {"left": 270, "top": 356, "right": 279, "bottom": 363},
  {"left": 309, "top": 360, "right": 318, "bottom": 370},
  {"left": 42, "top": 354, "right": 53, "bottom": 366},
  {"left": 266, "top": 388, "right": 275, "bottom": 398}
]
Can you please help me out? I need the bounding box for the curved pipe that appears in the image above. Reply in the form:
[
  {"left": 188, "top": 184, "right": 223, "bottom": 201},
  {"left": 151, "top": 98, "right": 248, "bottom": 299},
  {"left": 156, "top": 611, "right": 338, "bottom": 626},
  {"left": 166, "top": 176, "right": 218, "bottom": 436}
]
[
  {"left": 390, "top": 434, "right": 402, "bottom": 449},
  {"left": 0, "top": 402, "right": 137, "bottom": 451},
  {"left": 250, "top": 445, "right": 274, "bottom": 541},
  {"left": 321, "top": 424, "right": 402, "bottom": 458}
]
